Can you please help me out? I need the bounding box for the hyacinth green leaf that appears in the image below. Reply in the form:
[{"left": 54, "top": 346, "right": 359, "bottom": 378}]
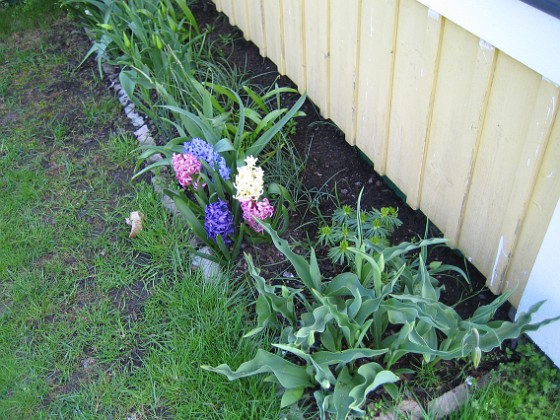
[
  {"left": 161, "top": 117, "right": 187, "bottom": 138},
  {"left": 253, "top": 109, "right": 286, "bottom": 137},
  {"left": 203, "top": 83, "right": 246, "bottom": 150},
  {"left": 213, "top": 138, "right": 236, "bottom": 154},
  {"left": 348, "top": 363, "right": 400, "bottom": 412},
  {"left": 215, "top": 234, "right": 231, "bottom": 261},
  {"left": 201, "top": 349, "right": 313, "bottom": 389},
  {"left": 257, "top": 221, "right": 321, "bottom": 291},
  {"left": 246, "top": 93, "right": 307, "bottom": 158},
  {"left": 267, "top": 182, "right": 295, "bottom": 210},
  {"left": 261, "top": 86, "right": 301, "bottom": 102},
  {"left": 243, "top": 107, "right": 264, "bottom": 125},
  {"left": 132, "top": 157, "right": 171, "bottom": 180},
  {"left": 170, "top": 192, "right": 208, "bottom": 245},
  {"left": 160, "top": 105, "right": 220, "bottom": 144},
  {"left": 243, "top": 85, "right": 270, "bottom": 113},
  {"left": 175, "top": 0, "right": 200, "bottom": 33}
]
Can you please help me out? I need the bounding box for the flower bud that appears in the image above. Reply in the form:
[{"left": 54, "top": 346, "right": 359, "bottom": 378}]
[{"left": 471, "top": 347, "right": 482, "bottom": 368}]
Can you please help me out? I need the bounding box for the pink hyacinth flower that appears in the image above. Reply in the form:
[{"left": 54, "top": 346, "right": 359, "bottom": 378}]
[
  {"left": 172, "top": 153, "right": 202, "bottom": 189},
  {"left": 241, "top": 198, "right": 275, "bottom": 233}
]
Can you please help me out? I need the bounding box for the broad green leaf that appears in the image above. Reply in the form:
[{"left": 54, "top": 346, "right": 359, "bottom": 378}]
[
  {"left": 311, "top": 348, "right": 388, "bottom": 366},
  {"left": 332, "top": 367, "right": 357, "bottom": 420},
  {"left": 258, "top": 221, "right": 322, "bottom": 291},
  {"left": 281, "top": 387, "right": 305, "bottom": 408},
  {"left": 348, "top": 363, "right": 399, "bottom": 411}
]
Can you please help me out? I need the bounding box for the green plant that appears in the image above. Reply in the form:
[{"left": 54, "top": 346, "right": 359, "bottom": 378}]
[
  {"left": 204, "top": 201, "right": 560, "bottom": 419},
  {"left": 317, "top": 202, "right": 402, "bottom": 265}
]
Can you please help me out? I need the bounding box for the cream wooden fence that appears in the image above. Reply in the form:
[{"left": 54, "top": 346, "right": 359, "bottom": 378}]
[{"left": 212, "top": 0, "right": 560, "bottom": 307}]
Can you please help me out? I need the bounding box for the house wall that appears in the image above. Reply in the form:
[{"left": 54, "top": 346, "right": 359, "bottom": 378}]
[{"left": 211, "top": 0, "right": 560, "bottom": 313}]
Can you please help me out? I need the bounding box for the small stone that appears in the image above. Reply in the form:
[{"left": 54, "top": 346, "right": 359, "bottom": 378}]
[
  {"left": 147, "top": 152, "right": 163, "bottom": 164},
  {"left": 192, "top": 246, "right": 222, "bottom": 283}
]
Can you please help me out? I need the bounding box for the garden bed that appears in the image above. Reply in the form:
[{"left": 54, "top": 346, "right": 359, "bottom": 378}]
[
  {"left": 185, "top": 1, "right": 519, "bottom": 415},
  {"left": 189, "top": 2, "right": 512, "bottom": 321}
]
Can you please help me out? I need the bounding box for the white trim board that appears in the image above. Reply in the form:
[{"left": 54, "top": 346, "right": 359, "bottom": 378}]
[
  {"left": 416, "top": 0, "right": 560, "bottom": 86},
  {"left": 518, "top": 197, "right": 560, "bottom": 368}
]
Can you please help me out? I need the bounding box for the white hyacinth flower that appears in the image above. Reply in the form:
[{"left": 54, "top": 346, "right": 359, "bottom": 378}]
[{"left": 234, "top": 156, "right": 264, "bottom": 202}]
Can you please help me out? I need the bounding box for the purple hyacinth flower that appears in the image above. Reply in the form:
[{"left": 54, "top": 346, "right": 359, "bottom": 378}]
[
  {"left": 204, "top": 199, "right": 235, "bottom": 244},
  {"left": 183, "top": 138, "right": 231, "bottom": 181}
]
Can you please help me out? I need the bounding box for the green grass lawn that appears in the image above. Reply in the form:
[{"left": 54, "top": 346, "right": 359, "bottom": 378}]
[{"left": 0, "top": 4, "right": 281, "bottom": 418}]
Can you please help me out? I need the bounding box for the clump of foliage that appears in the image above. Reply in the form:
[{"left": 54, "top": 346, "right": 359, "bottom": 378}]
[
  {"left": 62, "top": 0, "right": 306, "bottom": 262},
  {"left": 204, "top": 196, "right": 560, "bottom": 419},
  {"left": 317, "top": 204, "right": 402, "bottom": 265}
]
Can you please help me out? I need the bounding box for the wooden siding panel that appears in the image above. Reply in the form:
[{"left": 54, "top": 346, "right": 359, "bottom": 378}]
[
  {"left": 304, "top": 0, "right": 330, "bottom": 117},
  {"left": 508, "top": 108, "right": 560, "bottom": 307},
  {"left": 458, "top": 54, "right": 543, "bottom": 292},
  {"left": 282, "top": 0, "right": 306, "bottom": 90},
  {"left": 214, "top": 0, "right": 222, "bottom": 12},
  {"left": 328, "top": 0, "right": 361, "bottom": 144},
  {"left": 262, "top": 0, "right": 285, "bottom": 74},
  {"left": 221, "top": 0, "right": 234, "bottom": 24},
  {"left": 355, "top": 0, "right": 398, "bottom": 175},
  {"left": 246, "top": 0, "right": 265, "bottom": 54},
  {"left": 233, "top": 0, "right": 249, "bottom": 39},
  {"left": 419, "top": 23, "right": 496, "bottom": 245},
  {"left": 210, "top": 0, "right": 560, "bottom": 306},
  {"left": 385, "top": 0, "right": 442, "bottom": 208}
]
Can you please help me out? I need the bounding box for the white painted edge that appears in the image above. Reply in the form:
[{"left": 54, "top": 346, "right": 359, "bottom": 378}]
[
  {"left": 518, "top": 197, "right": 560, "bottom": 368},
  {"left": 416, "top": 0, "right": 560, "bottom": 85}
]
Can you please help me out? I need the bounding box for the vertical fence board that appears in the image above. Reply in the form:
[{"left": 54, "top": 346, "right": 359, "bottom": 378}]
[
  {"left": 385, "top": 0, "right": 442, "bottom": 208},
  {"left": 458, "top": 54, "right": 542, "bottom": 291},
  {"left": 419, "top": 24, "right": 496, "bottom": 246},
  {"left": 508, "top": 110, "right": 560, "bottom": 306},
  {"left": 355, "top": 0, "right": 398, "bottom": 175},
  {"left": 328, "top": 0, "right": 361, "bottom": 144},
  {"left": 246, "top": 0, "right": 265, "bottom": 54},
  {"left": 489, "top": 79, "right": 559, "bottom": 294},
  {"left": 262, "top": 0, "right": 285, "bottom": 74},
  {"left": 214, "top": 0, "right": 222, "bottom": 12},
  {"left": 221, "top": 0, "right": 234, "bottom": 24},
  {"left": 282, "top": 0, "right": 306, "bottom": 91},
  {"left": 233, "top": 0, "right": 249, "bottom": 39},
  {"left": 304, "top": 0, "right": 330, "bottom": 117}
]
